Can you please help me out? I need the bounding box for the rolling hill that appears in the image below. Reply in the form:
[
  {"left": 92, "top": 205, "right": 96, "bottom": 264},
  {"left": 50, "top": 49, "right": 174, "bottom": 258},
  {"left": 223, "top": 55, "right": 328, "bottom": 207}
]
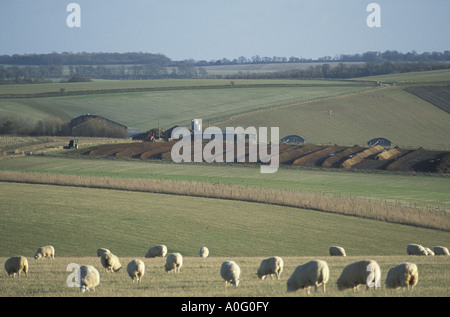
[
  {"left": 215, "top": 73, "right": 450, "bottom": 150},
  {"left": 0, "top": 79, "right": 375, "bottom": 131},
  {"left": 0, "top": 69, "right": 449, "bottom": 150}
]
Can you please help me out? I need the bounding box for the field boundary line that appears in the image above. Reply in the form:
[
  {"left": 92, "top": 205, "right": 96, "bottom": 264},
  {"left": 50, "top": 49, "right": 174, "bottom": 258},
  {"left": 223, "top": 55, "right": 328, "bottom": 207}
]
[
  {"left": 1, "top": 170, "right": 448, "bottom": 231},
  {"left": 215, "top": 85, "right": 389, "bottom": 125},
  {"left": 0, "top": 82, "right": 373, "bottom": 99}
]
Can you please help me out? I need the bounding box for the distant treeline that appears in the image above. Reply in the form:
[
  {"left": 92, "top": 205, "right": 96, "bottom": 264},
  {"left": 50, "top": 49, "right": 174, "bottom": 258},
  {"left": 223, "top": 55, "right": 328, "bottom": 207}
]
[
  {"left": 192, "top": 50, "right": 450, "bottom": 65},
  {"left": 0, "top": 115, "right": 69, "bottom": 136},
  {"left": 0, "top": 115, "right": 127, "bottom": 138},
  {"left": 222, "top": 61, "right": 450, "bottom": 80},
  {"left": 0, "top": 50, "right": 449, "bottom": 83},
  {"left": 0, "top": 64, "right": 186, "bottom": 83},
  {"left": 0, "top": 52, "right": 171, "bottom": 66},
  {"left": 2, "top": 50, "right": 449, "bottom": 66}
]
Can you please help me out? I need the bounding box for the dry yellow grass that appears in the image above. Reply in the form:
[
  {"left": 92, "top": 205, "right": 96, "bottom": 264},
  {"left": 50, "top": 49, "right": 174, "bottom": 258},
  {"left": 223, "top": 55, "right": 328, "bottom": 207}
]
[
  {"left": 376, "top": 148, "right": 401, "bottom": 160},
  {"left": 0, "top": 136, "right": 131, "bottom": 157},
  {"left": 1, "top": 255, "right": 448, "bottom": 297},
  {"left": 341, "top": 145, "right": 384, "bottom": 168}
]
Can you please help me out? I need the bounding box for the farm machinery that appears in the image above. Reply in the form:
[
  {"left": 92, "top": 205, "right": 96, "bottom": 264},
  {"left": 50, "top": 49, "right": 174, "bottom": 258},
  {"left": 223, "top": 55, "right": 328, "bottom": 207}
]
[{"left": 64, "top": 139, "right": 79, "bottom": 149}]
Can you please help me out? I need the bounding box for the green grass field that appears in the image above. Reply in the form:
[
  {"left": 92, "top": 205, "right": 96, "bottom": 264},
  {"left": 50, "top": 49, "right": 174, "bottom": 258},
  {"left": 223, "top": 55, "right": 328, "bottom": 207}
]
[
  {"left": 2, "top": 181, "right": 448, "bottom": 258},
  {"left": 355, "top": 68, "right": 450, "bottom": 84},
  {"left": 0, "top": 81, "right": 375, "bottom": 130},
  {"left": 1, "top": 155, "right": 449, "bottom": 209},
  {"left": 1, "top": 70, "right": 449, "bottom": 149},
  {"left": 1, "top": 70, "right": 449, "bottom": 297},
  {"left": 216, "top": 85, "right": 450, "bottom": 149},
  {"left": 0, "top": 182, "right": 449, "bottom": 297},
  {"left": 214, "top": 69, "right": 450, "bottom": 149},
  {"left": 0, "top": 78, "right": 355, "bottom": 95}
]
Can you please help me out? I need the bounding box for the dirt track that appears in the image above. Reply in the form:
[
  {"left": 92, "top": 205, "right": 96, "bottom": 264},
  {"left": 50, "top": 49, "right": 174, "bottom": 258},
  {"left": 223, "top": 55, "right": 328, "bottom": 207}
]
[{"left": 65, "top": 141, "right": 450, "bottom": 174}]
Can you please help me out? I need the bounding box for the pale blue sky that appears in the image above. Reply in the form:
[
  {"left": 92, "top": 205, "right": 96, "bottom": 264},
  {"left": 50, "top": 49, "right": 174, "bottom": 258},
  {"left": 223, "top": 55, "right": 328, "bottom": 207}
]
[{"left": 1, "top": 0, "right": 449, "bottom": 61}]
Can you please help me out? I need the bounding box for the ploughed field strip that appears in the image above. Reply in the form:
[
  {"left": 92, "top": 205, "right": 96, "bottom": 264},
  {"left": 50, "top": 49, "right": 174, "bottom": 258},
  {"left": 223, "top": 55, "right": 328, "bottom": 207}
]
[
  {"left": 65, "top": 141, "right": 450, "bottom": 174},
  {"left": 404, "top": 85, "right": 450, "bottom": 114}
]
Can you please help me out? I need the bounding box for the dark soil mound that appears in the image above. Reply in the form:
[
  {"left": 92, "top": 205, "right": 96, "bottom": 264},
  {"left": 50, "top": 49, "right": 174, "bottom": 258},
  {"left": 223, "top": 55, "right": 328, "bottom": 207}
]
[{"left": 65, "top": 141, "right": 449, "bottom": 174}]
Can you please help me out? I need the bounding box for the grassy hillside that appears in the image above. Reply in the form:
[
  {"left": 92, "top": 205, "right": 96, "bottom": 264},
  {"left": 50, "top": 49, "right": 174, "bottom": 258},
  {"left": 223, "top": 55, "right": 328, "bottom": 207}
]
[
  {"left": 1, "top": 70, "right": 449, "bottom": 298},
  {"left": 355, "top": 68, "right": 450, "bottom": 84},
  {"left": 0, "top": 80, "right": 375, "bottom": 130},
  {"left": 1, "top": 159, "right": 448, "bottom": 297},
  {"left": 1, "top": 155, "right": 449, "bottom": 209},
  {"left": 1, "top": 70, "right": 449, "bottom": 149},
  {"left": 1, "top": 181, "right": 448, "bottom": 297},
  {"left": 211, "top": 69, "right": 450, "bottom": 149},
  {"left": 0, "top": 78, "right": 354, "bottom": 95},
  {"left": 216, "top": 86, "right": 450, "bottom": 149},
  {"left": 1, "top": 182, "right": 448, "bottom": 258}
]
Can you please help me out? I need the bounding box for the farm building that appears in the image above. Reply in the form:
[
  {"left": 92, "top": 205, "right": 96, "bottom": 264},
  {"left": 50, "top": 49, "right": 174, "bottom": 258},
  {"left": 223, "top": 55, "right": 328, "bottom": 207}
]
[
  {"left": 367, "top": 137, "right": 393, "bottom": 147},
  {"left": 126, "top": 127, "right": 143, "bottom": 138},
  {"left": 165, "top": 126, "right": 184, "bottom": 141},
  {"left": 281, "top": 135, "right": 306, "bottom": 144},
  {"left": 69, "top": 114, "right": 134, "bottom": 138}
]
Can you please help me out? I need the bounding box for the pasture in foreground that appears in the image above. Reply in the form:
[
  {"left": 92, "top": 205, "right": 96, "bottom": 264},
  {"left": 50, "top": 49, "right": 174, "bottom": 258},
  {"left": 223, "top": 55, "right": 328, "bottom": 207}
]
[{"left": 0, "top": 255, "right": 448, "bottom": 297}]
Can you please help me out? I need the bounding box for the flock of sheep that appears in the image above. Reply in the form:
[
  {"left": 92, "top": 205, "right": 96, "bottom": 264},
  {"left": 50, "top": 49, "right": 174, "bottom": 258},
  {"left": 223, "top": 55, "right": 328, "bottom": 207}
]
[{"left": 3, "top": 243, "right": 449, "bottom": 295}]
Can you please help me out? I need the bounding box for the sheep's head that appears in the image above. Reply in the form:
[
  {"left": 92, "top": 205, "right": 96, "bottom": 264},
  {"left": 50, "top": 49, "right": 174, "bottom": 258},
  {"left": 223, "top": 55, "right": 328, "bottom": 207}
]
[
  {"left": 231, "top": 279, "right": 240, "bottom": 287},
  {"left": 286, "top": 282, "right": 294, "bottom": 292},
  {"left": 113, "top": 266, "right": 122, "bottom": 272},
  {"left": 256, "top": 271, "right": 265, "bottom": 280}
]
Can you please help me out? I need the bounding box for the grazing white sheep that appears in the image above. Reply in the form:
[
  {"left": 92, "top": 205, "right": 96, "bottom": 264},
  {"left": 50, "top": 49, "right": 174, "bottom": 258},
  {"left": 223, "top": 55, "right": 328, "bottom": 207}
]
[
  {"left": 96, "top": 248, "right": 110, "bottom": 257},
  {"left": 385, "top": 262, "right": 418, "bottom": 290},
  {"left": 127, "top": 259, "right": 145, "bottom": 282},
  {"left": 34, "top": 245, "right": 55, "bottom": 260},
  {"left": 79, "top": 265, "right": 100, "bottom": 292},
  {"left": 407, "top": 244, "right": 427, "bottom": 256},
  {"left": 100, "top": 252, "right": 122, "bottom": 272},
  {"left": 199, "top": 246, "right": 209, "bottom": 258},
  {"left": 329, "top": 246, "right": 346, "bottom": 257},
  {"left": 220, "top": 261, "right": 241, "bottom": 287},
  {"left": 164, "top": 253, "right": 183, "bottom": 273},
  {"left": 433, "top": 246, "right": 449, "bottom": 256},
  {"left": 145, "top": 245, "right": 167, "bottom": 258},
  {"left": 257, "top": 256, "right": 284, "bottom": 280},
  {"left": 424, "top": 247, "right": 435, "bottom": 256},
  {"left": 286, "top": 260, "right": 329, "bottom": 294},
  {"left": 4, "top": 256, "right": 28, "bottom": 278},
  {"left": 337, "top": 260, "right": 381, "bottom": 291}
]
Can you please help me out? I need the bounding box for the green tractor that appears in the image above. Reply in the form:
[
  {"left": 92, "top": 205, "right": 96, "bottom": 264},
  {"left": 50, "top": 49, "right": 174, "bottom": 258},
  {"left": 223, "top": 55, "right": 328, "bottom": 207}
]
[{"left": 64, "top": 139, "right": 79, "bottom": 149}]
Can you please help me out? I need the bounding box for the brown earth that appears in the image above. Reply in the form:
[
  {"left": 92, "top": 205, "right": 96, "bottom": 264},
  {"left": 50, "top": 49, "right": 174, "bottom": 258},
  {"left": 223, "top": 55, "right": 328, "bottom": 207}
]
[
  {"left": 404, "top": 85, "right": 450, "bottom": 114},
  {"left": 321, "top": 145, "right": 364, "bottom": 168},
  {"left": 65, "top": 141, "right": 450, "bottom": 174},
  {"left": 292, "top": 145, "right": 342, "bottom": 167}
]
